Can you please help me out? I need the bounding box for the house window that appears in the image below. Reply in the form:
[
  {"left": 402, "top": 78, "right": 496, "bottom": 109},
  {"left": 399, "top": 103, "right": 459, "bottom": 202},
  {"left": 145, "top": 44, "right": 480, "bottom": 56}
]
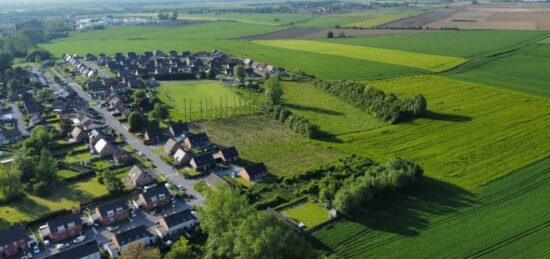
[
  {"left": 159, "top": 194, "right": 166, "bottom": 200},
  {"left": 116, "top": 207, "right": 123, "bottom": 213},
  {"left": 58, "top": 226, "right": 65, "bottom": 233},
  {"left": 107, "top": 210, "right": 115, "bottom": 217}
]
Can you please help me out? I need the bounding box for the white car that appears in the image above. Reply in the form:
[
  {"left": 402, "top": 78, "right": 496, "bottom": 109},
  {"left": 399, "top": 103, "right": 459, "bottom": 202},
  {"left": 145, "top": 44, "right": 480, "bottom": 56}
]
[
  {"left": 33, "top": 245, "right": 40, "bottom": 254},
  {"left": 73, "top": 235, "right": 86, "bottom": 243},
  {"left": 55, "top": 243, "right": 69, "bottom": 250},
  {"left": 106, "top": 226, "right": 119, "bottom": 232}
]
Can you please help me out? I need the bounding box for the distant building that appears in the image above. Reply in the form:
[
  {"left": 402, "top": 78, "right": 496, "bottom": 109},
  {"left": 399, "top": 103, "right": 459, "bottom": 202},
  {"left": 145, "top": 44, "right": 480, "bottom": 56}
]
[
  {"left": 240, "top": 163, "right": 269, "bottom": 182},
  {"left": 108, "top": 226, "right": 155, "bottom": 258},
  {"left": 156, "top": 210, "right": 198, "bottom": 239},
  {"left": 44, "top": 214, "right": 83, "bottom": 242},
  {"left": 183, "top": 133, "right": 210, "bottom": 149},
  {"left": 138, "top": 186, "right": 171, "bottom": 210}
]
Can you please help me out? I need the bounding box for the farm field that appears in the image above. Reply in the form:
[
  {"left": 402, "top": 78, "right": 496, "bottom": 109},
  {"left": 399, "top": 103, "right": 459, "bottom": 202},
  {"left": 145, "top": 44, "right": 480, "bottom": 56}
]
[
  {"left": 176, "top": 13, "right": 312, "bottom": 26},
  {"left": 254, "top": 40, "right": 466, "bottom": 72},
  {"left": 324, "top": 30, "right": 549, "bottom": 58},
  {"left": 197, "top": 116, "right": 345, "bottom": 176},
  {"left": 281, "top": 202, "right": 330, "bottom": 230},
  {"left": 156, "top": 80, "right": 263, "bottom": 122},
  {"left": 282, "top": 81, "right": 386, "bottom": 136},
  {"left": 0, "top": 175, "right": 108, "bottom": 231},
  {"left": 299, "top": 9, "right": 424, "bottom": 28},
  {"left": 314, "top": 158, "right": 550, "bottom": 258},
  {"left": 450, "top": 43, "right": 550, "bottom": 98},
  {"left": 324, "top": 76, "right": 550, "bottom": 191}
]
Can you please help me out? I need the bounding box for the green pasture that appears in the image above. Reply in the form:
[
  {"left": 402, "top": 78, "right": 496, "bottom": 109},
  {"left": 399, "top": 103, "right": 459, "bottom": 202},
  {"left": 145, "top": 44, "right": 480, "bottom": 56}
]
[
  {"left": 299, "top": 9, "right": 423, "bottom": 28},
  {"left": 254, "top": 40, "right": 466, "bottom": 72},
  {"left": 198, "top": 116, "right": 345, "bottom": 176},
  {"left": 327, "top": 30, "right": 549, "bottom": 58},
  {"left": 176, "top": 13, "right": 312, "bottom": 26},
  {"left": 156, "top": 80, "right": 263, "bottom": 122},
  {"left": 314, "top": 158, "right": 550, "bottom": 258},
  {"left": 282, "top": 81, "right": 386, "bottom": 136},
  {"left": 451, "top": 44, "right": 550, "bottom": 98},
  {"left": 326, "top": 76, "right": 550, "bottom": 191},
  {"left": 0, "top": 175, "right": 108, "bottom": 230},
  {"left": 282, "top": 202, "right": 330, "bottom": 229}
]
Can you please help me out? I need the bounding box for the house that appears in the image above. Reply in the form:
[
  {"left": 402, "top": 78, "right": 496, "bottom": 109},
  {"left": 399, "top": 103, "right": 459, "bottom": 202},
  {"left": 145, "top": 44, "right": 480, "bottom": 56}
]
[
  {"left": 216, "top": 147, "right": 239, "bottom": 164},
  {"left": 45, "top": 240, "right": 100, "bottom": 259},
  {"left": 0, "top": 227, "right": 30, "bottom": 259},
  {"left": 163, "top": 138, "right": 180, "bottom": 155},
  {"left": 0, "top": 126, "right": 23, "bottom": 146},
  {"left": 88, "top": 130, "right": 104, "bottom": 146},
  {"left": 44, "top": 214, "right": 83, "bottom": 242},
  {"left": 70, "top": 126, "right": 87, "bottom": 142},
  {"left": 190, "top": 152, "right": 216, "bottom": 171},
  {"left": 128, "top": 165, "right": 155, "bottom": 187},
  {"left": 22, "top": 94, "right": 41, "bottom": 114},
  {"left": 156, "top": 210, "right": 198, "bottom": 239},
  {"left": 173, "top": 148, "right": 192, "bottom": 165},
  {"left": 239, "top": 163, "right": 269, "bottom": 182},
  {"left": 113, "top": 149, "right": 133, "bottom": 165},
  {"left": 95, "top": 199, "right": 130, "bottom": 225},
  {"left": 205, "top": 173, "right": 228, "bottom": 188},
  {"left": 94, "top": 138, "right": 115, "bottom": 157},
  {"left": 108, "top": 226, "right": 155, "bottom": 258},
  {"left": 143, "top": 128, "right": 162, "bottom": 144},
  {"left": 168, "top": 123, "right": 188, "bottom": 138},
  {"left": 183, "top": 133, "right": 210, "bottom": 149},
  {"left": 138, "top": 186, "right": 171, "bottom": 210}
]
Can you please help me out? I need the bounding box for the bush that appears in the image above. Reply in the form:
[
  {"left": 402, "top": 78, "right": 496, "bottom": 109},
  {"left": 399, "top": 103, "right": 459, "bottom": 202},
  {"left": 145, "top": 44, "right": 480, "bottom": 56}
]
[{"left": 33, "top": 182, "right": 50, "bottom": 196}]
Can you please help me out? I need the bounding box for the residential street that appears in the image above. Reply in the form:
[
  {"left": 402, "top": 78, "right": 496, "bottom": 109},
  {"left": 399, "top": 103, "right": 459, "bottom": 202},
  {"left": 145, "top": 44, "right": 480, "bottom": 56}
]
[
  {"left": 8, "top": 103, "right": 29, "bottom": 136},
  {"left": 51, "top": 69, "right": 204, "bottom": 205}
]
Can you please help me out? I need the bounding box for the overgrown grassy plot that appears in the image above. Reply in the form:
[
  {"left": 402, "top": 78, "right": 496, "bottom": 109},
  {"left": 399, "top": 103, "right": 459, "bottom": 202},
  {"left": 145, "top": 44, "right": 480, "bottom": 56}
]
[
  {"left": 281, "top": 202, "right": 330, "bottom": 230},
  {"left": 254, "top": 40, "right": 466, "bottom": 72},
  {"left": 282, "top": 81, "right": 386, "bottom": 136},
  {"left": 450, "top": 43, "right": 550, "bottom": 98},
  {"left": 197, "top": 116, "right": 345, "bottom": 176},
  {"left": 314, "top": 158, "right": 550, "bottom": 258},
  {"left": 326, "top": 30, "right": 549, "bottom": 58},
  {"left": 156, "top": 81, "right": 263, "bottom": 122},
  {"left": 328, "top": 76, "right": 550, "bottom": 191}
]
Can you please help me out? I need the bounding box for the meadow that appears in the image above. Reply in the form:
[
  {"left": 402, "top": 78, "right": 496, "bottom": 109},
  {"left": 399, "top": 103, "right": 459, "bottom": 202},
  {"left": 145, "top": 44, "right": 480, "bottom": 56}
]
[
  {"left": 299, "top": 9, "right": 424, "bottom": 28},
  {"left": 156, "top": 80, "right": 263, "bottom": 122},
  {"left": 0, "top": 175, "right": 108, "bottom": 230},
  {"left": 197, "top": 116, "right": 345, "bottom": 176},
  {"left": 282, "top": 81, "right": 386, "bottom": 136},
  {"left": 326, "top": 30, "right": 550, "bottom": 58},
  {"left": 314, "top": 158, "right": 550, "bottom": 258},
  {"left": 450, "top": 43, "right": 550, "bottom": 98},
  {"left": 254, "top": 40, "right": 466, "bottom": 72},
  {"left": 176, "top": 13, "right": 312, "bottom": 26}
]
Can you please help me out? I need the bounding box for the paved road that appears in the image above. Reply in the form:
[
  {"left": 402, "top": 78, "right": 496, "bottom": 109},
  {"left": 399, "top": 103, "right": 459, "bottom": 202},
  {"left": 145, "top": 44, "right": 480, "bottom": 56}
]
[
  {"left": 9, "top": 103, "right": 29, "bottom": 136},
  {"left": 29, "top": 64, "right": 48, "bottom": 87},
  {"left": 83, "top": 60, "right": 109, "bottom": 78},
  {"left": 51, "top": 69, "right": 204, "bottom": 205}
]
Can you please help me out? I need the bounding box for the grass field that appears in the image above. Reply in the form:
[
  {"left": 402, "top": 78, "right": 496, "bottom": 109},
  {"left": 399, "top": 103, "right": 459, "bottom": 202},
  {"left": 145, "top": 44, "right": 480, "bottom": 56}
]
[
  {"left": 282, "top": 81, "right": 386, "bottom": 136},
  {"left": 326, "top": 30, "right": 549, "bottom": 58},
  {"left": 321, "top": 76, "right": 550, "bottom": 191},
  {"left": 0, "top": 176, "right": 107, "bottom": 230},
  {"left": 314, "top": 158, "right": 550, "bottom": 258},
  {"left": 254, "top": 40, "right": 466, "bottom": 72},
  {"left": 177, "top": 13, "right": 312, "bottom": 26},
  {"left": 299, "top": 9, "right": 423, "bottom": 28},
  {"left": 198, "top": 116, "right": 345, "bottom": 176},
  {"left": 451, "top": 44, "right": 550, "bottom": 98},
  {"left": 281, "top": 202, "right": 329, "bottom": 229},
  {"left": 156, "top": 80, "right": 263, "bottom": 122}
]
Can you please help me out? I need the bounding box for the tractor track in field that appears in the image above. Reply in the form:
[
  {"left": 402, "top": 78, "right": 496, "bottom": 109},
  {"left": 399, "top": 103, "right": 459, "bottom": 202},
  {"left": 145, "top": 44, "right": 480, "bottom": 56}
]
[{"left": 332, "top": 166, "right": 550, "bottom": 258}]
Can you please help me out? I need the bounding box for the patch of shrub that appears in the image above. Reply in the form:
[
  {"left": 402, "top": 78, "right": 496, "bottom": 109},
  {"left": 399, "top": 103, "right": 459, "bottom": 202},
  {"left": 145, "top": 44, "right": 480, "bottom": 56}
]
[{"left": 272, "top": 105, "right": 314, "bottom": 138}]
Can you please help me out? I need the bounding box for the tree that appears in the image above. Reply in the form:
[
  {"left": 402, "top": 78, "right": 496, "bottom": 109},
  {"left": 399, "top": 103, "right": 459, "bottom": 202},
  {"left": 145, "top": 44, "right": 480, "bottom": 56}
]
[
  {"left": 206, "top": 69, "right": 216, "bottom": 80},
  {"left": 264, "top": 77, "right": 283, "bottom": 105},
  {"left": 233, "top": 65, "right": 247, "bottom": 85},
  {"left": 164, "top": 237, "right": 191, "bottom": 259},
  {"left": 102, "top": 171, "right": 124, "bottom": 194},
  {"left": 0, "top": 166, "right": 23, "bottom": 202},
  {"left": 7, "top": 79, "right": 22, "bottom": 94},
  {"left": 36, "top": 149, "right": 58, "bottom": 185},
  {"left": 153, "top": 103, "right": 168, "bottom": 120},
  {"left": 36, "top": 88, "right": 50, "bottom": 101},
  {"left": 128, "top": 112, "right": 148, "bottom": 132},
  {"left": 327, "top": 31, "right": 334, "bottom": 38},
  {"left": 119, "top": 242, "right": 160, "bottom": 259},
  {"left": 170, "top": 12, "right": 178, "bottom": 21},
  {"left": 0, "top": 52, "right": 13, "bottom": 73}
]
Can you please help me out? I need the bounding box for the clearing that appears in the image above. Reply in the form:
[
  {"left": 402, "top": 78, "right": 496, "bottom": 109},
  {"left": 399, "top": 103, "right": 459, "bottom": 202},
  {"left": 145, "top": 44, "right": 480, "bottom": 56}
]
[{"left": 314, "top": 158, "right": 550, "bottom": 258}]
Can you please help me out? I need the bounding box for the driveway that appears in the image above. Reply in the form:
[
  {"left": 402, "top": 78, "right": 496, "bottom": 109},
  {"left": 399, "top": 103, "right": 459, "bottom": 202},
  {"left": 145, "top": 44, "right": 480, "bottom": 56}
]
[{"left": 51, "top": 68, "right": 204, "bottom": 205}]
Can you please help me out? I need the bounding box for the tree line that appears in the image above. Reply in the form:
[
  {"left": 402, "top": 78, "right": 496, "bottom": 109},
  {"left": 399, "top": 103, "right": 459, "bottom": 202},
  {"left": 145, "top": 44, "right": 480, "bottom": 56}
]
[
  {"left": 1, "top": 18, "right": 70, "bottom": 58},
  {"left": 273, "top": 105, "right": 314, "bottom": 138},
  {"left": 313, "top": 80, "right": 427, "bottom": 124}
]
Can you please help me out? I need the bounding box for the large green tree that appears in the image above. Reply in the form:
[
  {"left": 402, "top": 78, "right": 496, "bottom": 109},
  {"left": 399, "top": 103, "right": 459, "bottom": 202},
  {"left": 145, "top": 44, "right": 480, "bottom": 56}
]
[
  {"left": 0, "top": 165, "right": 23, "bottom": 202},
  {"left": 233, "top": 65, "right": 247, "bottom": 85},
  {"left": 0, "top": 52, "right": 13, "bottom": 73},
  {"left": 164, "top": 237, "right": 192, "bottom": 259},
  {"left": 119, "top": 242, "right": 160, "bottom": 259},
  {"left": 128, "top": 112, "right": 148, "bottom": 132},
  {"left": 264, "top": 76, "right": 283, "bottom": 105}
]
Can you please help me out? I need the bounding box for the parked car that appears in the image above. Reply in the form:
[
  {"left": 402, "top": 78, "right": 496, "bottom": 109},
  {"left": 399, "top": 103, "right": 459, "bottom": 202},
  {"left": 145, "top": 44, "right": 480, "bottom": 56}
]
[
  {"left": 33, "top": 245, "right": 40, "bottom": 254},
  {"left": 106, "top": 226, "right": 119, "bottom": 232},
  {"left": 55, "top": 243, "right": 69, "bottom": 250},
  {"left": 73, "top": 235, "right": 86, "bottom": 243}
]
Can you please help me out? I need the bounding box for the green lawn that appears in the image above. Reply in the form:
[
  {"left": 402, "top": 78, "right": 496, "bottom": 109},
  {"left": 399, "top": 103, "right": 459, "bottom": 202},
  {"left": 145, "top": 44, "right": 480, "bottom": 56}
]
[
  {"left": 156, "top": 80, "right": 263, "bottom": 122},
  {"left": 450, "top": 44, "right": 550, "bottom": 98},
  {"left": 64, "top": 152, "right": 93, "bottom": 163},
  {"left": 198, "top": 116, "right": 345, "bottom": 176},
  {"left": 314, "top": 158, "right": 550, "bottom": 258},
  {"left": 282, "top": 202, "right": 329, "bottom": 229},
  {"left": 0, "top": 176, "right": 108, "bottom": 230},
  {"left": 57, "top": 169, "right": 77, "bottom": 179},
  {"left": 326, "top": 30, "right": 550, "bottom": 58},
  {"left": 282, "top": 81, "right": 386, "bottom": 136},
  {"left": 254, "top": 40, "right": 466, "bottom": 72}
]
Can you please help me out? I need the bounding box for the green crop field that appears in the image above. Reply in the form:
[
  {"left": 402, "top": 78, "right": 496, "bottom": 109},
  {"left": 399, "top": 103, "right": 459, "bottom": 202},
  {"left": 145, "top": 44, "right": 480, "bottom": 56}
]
[
  {"left": 156, "top": 80, "right": 263, "bottom": 122},
  {"left": 0, "top": 175, "right": 108, "bottom": 230},
  {"left": 326, "top": 30, "right": 550, "bottom": 58},
  {"left": 198, "top": 116, "right": 345, "bottom": 176},
  {"left": 176, "top": 13, "right": 312, "bottom": 26},
  {"left": 314, "top": 158, "right": 550, "bottom": 258},
  {"left": 281, "top": 202, "right": 330, "bottom": 229},
  {"left": 450, "top": 44, "right": 550, "bottom": 98},
  {"left": 254, "top": 40, "right": 466, "bottom": 72},
  {"left": 282, "top": 81, "right": 386, "bottom": 136},
  {"left": 299, "top": 9, "right": 424, "bottom": 28},
  {"left": 321, "top": 76, "right": 550, "bottom": 191}
]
